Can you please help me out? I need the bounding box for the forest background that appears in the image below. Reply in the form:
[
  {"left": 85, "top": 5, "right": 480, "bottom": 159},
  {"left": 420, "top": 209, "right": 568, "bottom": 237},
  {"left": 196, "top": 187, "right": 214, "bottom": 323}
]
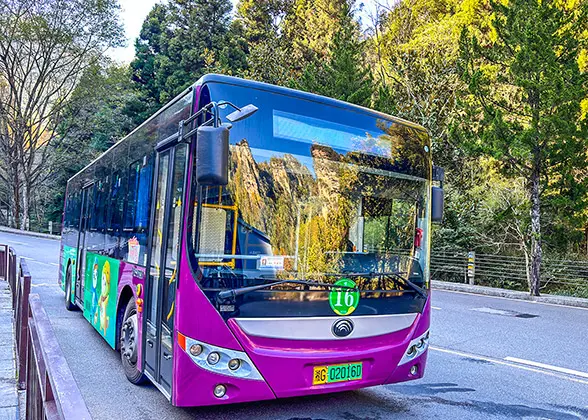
[{"left": 1, "top": 0, "right": 587, "bottom": 296}]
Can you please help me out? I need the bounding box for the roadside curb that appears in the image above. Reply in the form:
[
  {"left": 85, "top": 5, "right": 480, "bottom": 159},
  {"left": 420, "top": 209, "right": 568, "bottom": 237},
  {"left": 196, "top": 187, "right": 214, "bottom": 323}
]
[
  {"left": 432, "top": 280, "right": 588, "bottom": 309},
  {"left": 0, "top": 226, "right": 60, "bottom": 241}
]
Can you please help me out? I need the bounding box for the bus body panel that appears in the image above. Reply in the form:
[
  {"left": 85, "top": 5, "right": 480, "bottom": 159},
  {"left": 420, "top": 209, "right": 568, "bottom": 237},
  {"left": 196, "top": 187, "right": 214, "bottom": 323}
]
[
  {"left": 227, "top": 310, "right": 428, "bottom": 399},
  {"left": 116, "top": 261, "right": 145, "bottom": 366},
  {"left": 174, "top": 349, "right": 276, "bottom": 406}
]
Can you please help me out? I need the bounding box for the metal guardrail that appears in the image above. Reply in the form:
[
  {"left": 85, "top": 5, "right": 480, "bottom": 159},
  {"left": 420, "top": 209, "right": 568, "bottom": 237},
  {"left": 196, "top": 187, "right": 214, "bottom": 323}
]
[
  {"left": 432, "top": 249, "right": 588, "bottom": 292},
  {"left": 1, "top": 243, "right": 91, "bottom": 419}
]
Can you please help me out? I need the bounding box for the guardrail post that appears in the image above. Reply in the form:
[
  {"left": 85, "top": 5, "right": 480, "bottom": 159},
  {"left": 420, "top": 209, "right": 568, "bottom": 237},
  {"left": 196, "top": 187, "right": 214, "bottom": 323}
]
[
  {"left": 467, "top": 251, "right": 475, "bottom": 285},
  {"left": 16, "top": 259, "right": 31, "bottom": 390},
  {"left": 0, "top": 244, "right": 6, "bottom": 279}
]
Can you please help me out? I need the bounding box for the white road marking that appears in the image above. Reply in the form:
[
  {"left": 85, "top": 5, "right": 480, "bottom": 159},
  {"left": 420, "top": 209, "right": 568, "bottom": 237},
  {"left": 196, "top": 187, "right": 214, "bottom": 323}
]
[
  {"left": 49, "top": 263, "right": 59, "bottom": 266},
  {"left": 31, "top": 283, "right": 59, "bottom": 288},
  {"left": 430, "top": 346, "right": 588, "bottom": 385},
  {"left": 504, "top": 356, "right": 588, "bottom": 379},
  {"left": 435, "top": 289, "right": 588, "bottom": 311},
  {"left": 431, "top": 306, "right": 442, "bottom": 310}
]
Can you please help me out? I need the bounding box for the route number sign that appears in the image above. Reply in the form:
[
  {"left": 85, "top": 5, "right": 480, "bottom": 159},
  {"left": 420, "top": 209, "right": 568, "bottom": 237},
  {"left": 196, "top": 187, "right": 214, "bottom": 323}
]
[{"left": 329, "top": 278, "right": 359, "bottom": 316}]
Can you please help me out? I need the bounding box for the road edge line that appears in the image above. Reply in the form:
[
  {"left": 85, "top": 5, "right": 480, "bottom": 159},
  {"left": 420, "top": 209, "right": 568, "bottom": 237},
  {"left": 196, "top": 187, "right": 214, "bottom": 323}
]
[
  {"left": 504, "top": 356, "right": 588, "bottom": 379},
  {"left": 430, "top": 346, "right": 588, "bottom": 385},
  {"left": 432, "top": 280, "right": 588, "bottom": 310}
]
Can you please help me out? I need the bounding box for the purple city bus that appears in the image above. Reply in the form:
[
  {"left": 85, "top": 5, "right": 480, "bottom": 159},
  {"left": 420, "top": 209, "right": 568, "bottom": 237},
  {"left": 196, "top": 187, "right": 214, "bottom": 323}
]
[{"left": 59, "top": 74, "right": 444, "bottom": 406}]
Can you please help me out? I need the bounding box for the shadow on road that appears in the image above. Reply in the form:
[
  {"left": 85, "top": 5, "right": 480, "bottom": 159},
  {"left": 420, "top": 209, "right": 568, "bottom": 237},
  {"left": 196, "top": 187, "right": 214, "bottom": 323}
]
[{"left": 178, "top": 389, "right": 410, "bottom": 420}]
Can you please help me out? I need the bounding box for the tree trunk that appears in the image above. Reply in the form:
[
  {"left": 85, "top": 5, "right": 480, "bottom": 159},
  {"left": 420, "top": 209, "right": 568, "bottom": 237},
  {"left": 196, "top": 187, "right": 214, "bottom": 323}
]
[
  {"left": 528, "top": 161, "right": 542, "bottom": 296},
  {"left": 522, "top": 244, "right": 530, "bottom": 290},
  {"left": 21, "top": 182, "right": 30, "bottom": 231},
  {"left": 11, "top": 169, "right": 21, "bottom": 229}
]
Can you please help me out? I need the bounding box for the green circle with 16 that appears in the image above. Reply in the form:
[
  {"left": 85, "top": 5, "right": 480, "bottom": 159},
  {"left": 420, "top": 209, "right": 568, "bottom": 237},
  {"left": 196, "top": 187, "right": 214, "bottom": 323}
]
[{"left": 329, "top": 278, "right": 360, "bottom": 316}]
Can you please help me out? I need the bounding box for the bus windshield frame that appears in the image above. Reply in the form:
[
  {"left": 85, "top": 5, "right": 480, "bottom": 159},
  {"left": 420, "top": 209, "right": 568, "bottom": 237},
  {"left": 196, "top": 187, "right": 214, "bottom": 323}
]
[{"left": 189, "top": 81, "right": 432, "bottom": 314}]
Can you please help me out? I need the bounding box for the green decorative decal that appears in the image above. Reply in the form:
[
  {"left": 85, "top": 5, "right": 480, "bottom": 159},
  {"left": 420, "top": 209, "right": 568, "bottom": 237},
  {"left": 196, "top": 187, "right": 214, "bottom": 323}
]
[
  {"left": 329, "top": 278, "right": 359, "bottom": 316},
  {"left": 84, "top": 253, "right": 119, "bottom": 348},
  {"left": 61, "top": 245, "right": 77, "bottom": 301}
]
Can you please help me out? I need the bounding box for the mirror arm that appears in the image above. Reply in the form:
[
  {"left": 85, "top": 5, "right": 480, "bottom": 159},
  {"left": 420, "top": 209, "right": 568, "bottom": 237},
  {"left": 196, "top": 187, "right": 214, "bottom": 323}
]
[
  {"left": 210, "top": 101, "right": 219, "bottom": 128},
  {"left": 217, "top": 101, "right": 241, "bottom": 112},
  {"left": 177, "top": 102, "right": 222, "bottom": 145}
]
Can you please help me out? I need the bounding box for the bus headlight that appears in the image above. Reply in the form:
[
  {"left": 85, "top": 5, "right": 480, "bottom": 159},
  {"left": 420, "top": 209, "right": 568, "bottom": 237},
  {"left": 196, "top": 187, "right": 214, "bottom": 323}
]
[
  {"left": 228, "top": 358, "right": 241, "bottom": 371},
  {"left": 399, "top": 330, "right": 429, "bottom": 365},
  {"left": 207, "top": 352, "right": 220, "bottom": 365},
  {"left": 177, "top": 332, "right": 263, "bottom": 381},
  {"left": 190, "top": 344, "right": 203, "bottom": 356}
]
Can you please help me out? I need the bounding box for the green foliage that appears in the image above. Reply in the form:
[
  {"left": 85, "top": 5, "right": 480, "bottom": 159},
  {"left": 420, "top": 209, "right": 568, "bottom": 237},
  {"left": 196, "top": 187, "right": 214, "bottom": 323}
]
[
  {"left": 458, "top": 0, "right": 588, "bottom": 235},
  {"left": 236, "top": 0, "right": 293, "bottom": 84},
  {"left": 237, "top": 0, "right": 292, "bottom": 43},
  {"left": 457, "top": 0, "right": 588, "bottom": 293},
  {"left": 130, "top": 0, "right": 235, "bottom": 113},
  {"left": 283, "top": 0, "right": 358, "bottom": 67},
  {"left": 291, "top": 2, "right": 373, "bottom": 106},
  {"left": 46, "top": 62, "right": 142, "bottom": 222},
  {"left": 3, "top": 0, "right": 586, "bottom": 280},
  {"left": 0, "top": 0, "right": 124, "bottom": 229}
]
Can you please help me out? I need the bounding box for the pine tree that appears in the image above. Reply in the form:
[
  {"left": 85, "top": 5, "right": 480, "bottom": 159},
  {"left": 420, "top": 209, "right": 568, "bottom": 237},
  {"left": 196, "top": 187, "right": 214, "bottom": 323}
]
[
  {"left": 293, "top": 1, "right": 373, "bottom": 107},
  {"left": 459, "top": 0, "right": 588, "bottom": 295},
  {"left": 130, "top": 0, "right": 233, "bottom": 109}
]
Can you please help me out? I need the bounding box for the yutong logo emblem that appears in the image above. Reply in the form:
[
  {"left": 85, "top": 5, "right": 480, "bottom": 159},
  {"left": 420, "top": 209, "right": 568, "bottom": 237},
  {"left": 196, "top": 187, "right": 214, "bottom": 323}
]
[{"left": 332, "top": 319, "right": 354, "bottom": 338}]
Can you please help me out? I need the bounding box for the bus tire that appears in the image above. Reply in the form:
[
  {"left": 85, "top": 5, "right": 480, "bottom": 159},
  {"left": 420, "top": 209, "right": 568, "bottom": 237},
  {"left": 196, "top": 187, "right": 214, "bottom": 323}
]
[
  {"left": 64, "top": 265, "right": 77, "bottom": 311},
  {"left": 120, "top": 298, "right": 148, "bottom": 385}
]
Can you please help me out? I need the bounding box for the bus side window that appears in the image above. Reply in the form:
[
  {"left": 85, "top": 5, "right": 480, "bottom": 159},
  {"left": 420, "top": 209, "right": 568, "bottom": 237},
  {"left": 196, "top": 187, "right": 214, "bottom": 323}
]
[
  {"left": 108, "top": 173, "right": 123, "bottom": 232},
  {"left": 135, "top": 157, "right": 153, "bottom": 232},
  {"left": 125, "top": 161, "right": 141, "bottom": 230},
  {"left": 98, "top": 178, "right": 109, "bottom": 233},
  {"left": 89, "top": 183, "right": 98, "bottom": 232},
  {"left": 73, "top": 192, "right": 81, "bottom": 234},
  {"left": 123, "top": 156, "right": 153, "bottom": 265}
]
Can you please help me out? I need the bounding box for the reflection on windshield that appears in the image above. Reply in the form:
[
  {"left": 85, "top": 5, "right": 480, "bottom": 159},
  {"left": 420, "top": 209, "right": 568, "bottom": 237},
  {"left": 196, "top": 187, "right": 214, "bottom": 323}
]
[{"left": 193, "top": 108, "right": 430, "bottom": 291}]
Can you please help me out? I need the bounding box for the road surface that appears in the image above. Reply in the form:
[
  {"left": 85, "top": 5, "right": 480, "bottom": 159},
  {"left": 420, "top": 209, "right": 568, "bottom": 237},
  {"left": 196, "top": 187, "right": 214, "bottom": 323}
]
[{"left": 1, "top": 230, "right": 587, "bottom": 419}]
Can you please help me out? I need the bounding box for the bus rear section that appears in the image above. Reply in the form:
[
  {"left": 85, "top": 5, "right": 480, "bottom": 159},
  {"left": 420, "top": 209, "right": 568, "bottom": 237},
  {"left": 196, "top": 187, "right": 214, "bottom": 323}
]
[{"left": 170, "top": 76, "right": 434, "bottom": 406}]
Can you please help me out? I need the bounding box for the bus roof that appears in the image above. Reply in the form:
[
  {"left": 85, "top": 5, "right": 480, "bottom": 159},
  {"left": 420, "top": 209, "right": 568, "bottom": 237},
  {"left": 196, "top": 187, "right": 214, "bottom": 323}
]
[
  {"left": 69, "top": 74, "right": 427, "bottom": 184},
  {"left": 197, "top": 74, "right": 427, "bottom": 132}
]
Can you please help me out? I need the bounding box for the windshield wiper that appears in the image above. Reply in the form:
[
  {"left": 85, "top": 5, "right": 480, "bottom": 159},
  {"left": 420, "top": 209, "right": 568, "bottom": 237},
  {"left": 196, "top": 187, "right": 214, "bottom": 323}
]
[
  {"left": 326, "top": 271, "right": 427, "bottom": 298},
  {"left": 217, "top": 279, "right": 357, "bottom": 301}
]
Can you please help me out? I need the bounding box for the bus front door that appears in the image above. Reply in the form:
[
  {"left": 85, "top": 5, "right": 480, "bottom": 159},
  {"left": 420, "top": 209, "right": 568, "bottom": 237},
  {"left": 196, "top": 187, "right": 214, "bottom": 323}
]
[{"left": 144, "top": 144, "right": 187, "bottom": 398}]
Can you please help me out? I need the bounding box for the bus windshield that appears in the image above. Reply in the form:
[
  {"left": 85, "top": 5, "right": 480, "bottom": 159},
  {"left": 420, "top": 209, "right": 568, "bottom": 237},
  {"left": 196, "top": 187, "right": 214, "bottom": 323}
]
[{"left": 192, "top": 82, "right": 431, "bottom": 291}]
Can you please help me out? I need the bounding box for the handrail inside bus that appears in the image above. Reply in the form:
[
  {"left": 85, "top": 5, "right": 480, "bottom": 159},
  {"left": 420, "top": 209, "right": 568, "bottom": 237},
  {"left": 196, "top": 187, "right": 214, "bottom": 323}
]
[{"left": 194, "top": 254, "right": 262, "bottom": 260}]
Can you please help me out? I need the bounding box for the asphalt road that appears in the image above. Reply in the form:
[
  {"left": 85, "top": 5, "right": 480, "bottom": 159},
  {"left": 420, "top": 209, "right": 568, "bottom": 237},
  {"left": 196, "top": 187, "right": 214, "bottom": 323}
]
[{"left": 1, "top": 230, "right": 587, "bottom": 420}]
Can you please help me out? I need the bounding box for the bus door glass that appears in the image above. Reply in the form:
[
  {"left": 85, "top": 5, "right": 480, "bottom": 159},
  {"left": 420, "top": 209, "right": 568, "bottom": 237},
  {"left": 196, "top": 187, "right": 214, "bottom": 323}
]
[{"left": 145, "top": 144, "right": 187, "bottom": 396}]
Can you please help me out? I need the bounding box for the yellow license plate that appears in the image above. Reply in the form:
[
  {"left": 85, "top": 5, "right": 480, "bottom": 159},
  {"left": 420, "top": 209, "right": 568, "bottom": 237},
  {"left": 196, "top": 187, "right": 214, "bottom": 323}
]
[{"left": 312, "top": 362, "right": 363, "bottom": 385}]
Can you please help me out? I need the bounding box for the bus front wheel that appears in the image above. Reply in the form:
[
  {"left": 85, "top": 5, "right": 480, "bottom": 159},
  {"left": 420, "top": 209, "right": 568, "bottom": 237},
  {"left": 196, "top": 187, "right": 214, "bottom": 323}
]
[
  {"left": 64, "top": 265, "right": 76, "bottom": 311},
  {"left": 120, "top": 298, "right": 148, "bottom": 385}
]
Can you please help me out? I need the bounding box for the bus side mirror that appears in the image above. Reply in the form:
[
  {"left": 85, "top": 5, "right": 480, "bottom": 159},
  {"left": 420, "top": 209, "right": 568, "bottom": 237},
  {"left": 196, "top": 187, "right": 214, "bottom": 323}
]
[
  {"left": 196, "top": 125, "right": 229, "bottom": 186},
  {"left": 431, "top": 186, "right": 444, "bottom": 223}
]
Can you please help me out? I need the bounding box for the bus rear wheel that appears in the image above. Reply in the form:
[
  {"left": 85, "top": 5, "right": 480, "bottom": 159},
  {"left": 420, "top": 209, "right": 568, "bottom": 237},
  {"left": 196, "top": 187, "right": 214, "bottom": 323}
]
[
  {"left": 120, "top": 298, "right": 148, "bottom": 385},
  {"left": 64, "top": 265, "right": 76, "bottom": 311}
]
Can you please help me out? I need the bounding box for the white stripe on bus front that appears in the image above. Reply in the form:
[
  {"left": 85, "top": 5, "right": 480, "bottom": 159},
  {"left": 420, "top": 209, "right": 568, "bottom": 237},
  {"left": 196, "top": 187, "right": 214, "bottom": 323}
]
[{"left": 235, "top": 313, "right": 418, "bottom": 341}]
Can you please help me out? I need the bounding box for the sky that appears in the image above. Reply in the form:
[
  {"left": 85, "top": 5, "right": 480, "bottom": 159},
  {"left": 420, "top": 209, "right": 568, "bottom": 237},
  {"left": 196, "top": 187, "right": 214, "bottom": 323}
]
[{"left": 107, "top": 0, "right": 383, "bottom": 63}]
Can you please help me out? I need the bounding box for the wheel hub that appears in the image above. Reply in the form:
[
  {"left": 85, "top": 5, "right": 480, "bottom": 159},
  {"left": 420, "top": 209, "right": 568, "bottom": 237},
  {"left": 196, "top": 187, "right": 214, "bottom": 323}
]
[{"left": 121, "top": 313, "right": 138, "bottom": 365}]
